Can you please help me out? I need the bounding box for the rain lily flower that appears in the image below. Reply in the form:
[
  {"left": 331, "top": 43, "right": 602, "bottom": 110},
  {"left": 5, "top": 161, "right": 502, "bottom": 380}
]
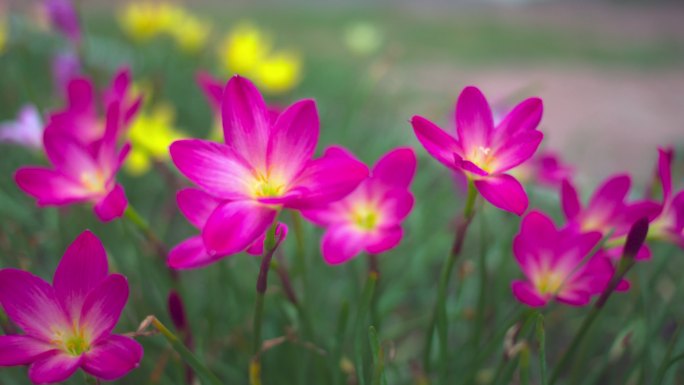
[
  {"left": 411, "top": 86, "right": 543, "bottom": 215},
  {"left": 510, "top": 151, "right": 574, "bottom": 189},
  {"left": 303, "top": 147, "right": 416, "bottom": 264},
  {"left": 15, "top": 101, "right": 131, "bottom": 222},
  {"left": 643, "top": 148, "right": 684, "bottom": 246},
  {"left": 126, "top": 103, "right": 185, "bottom": 175},
  {"left": 0, "top": 230, "right": 143, "bottom": 383},
  {"left": 49, "top": 69, "right": 141, "bottom": 148},
  {"left": 512, "top": 211, "right": 624, "bottom": 307},
  {"left": 169, "top": 75, "right": 368, "bottom": 262},
  {"left": 0, "top": 105, "right": 44, "bottom": 150},
  {"left": 51, "top": 51, "right": 81, "bottom": 96},
  {"left": 218, "top": 22, "right": 302, "bottom": 94},
  {"left": 44, "top": 0, "right": 81, "bottom": 45},
  {"left": 169, "top": 188, "right": 288, "bottom": 269}
]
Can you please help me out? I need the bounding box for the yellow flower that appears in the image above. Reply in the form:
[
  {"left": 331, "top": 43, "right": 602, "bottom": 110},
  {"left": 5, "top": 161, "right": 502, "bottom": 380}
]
[
  {"left": 118, "top": 2, "right": 182, "bottom": 43},
  {"left": 126, "top": 103, "right": 185, "bottom": 175},
  {"left": 218, "top": 21, "right": 302, "bottom": 94},
  {"left": 168, "top": 14, "right": 210, "bottom": 53}
]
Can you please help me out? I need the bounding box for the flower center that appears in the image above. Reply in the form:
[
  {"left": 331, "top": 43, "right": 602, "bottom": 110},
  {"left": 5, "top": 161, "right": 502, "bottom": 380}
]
[
  {"left": 53, "top": 327, "right": 91, "bottom": 357},
  {"left": 351, "top": 206, "right": 379, "bottom": 231},
  {"left": 252, "top": 174, "right": 286, "bottom": 198},
  {"left": 535, "top": 271, "right": 564, "bottom": 295},
  {"left": 469, "top": 146, "right": 494, "bottom": 172},
  {"left": 80, "top": 171, "right": 107, "bottom": 194}
]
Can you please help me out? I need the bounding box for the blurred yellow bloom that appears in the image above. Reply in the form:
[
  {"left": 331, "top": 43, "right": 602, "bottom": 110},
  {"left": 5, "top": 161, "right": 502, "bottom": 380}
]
[
  {"left": 218, "top": 21, "right": 301, "bottom": 94},
  {"left": 0, "top": 17, "right": 7, "bottom": 55},
  {"left": 126, "top": 103, "right": 185, "bottom": 175},
  {"left": 118, "top": 2, "right": 210, "bottom": 52}
]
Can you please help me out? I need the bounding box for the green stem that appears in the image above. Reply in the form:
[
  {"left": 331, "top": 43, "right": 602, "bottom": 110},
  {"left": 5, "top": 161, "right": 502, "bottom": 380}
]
[
  {"left": 84, "top": 373, "right": 100, "bottom": 385},
  {"left": 150, "top": 317, "right": 222, "bottom": 385},
  {"left": 355, "top": 268, "right": 379, "bottom": 385},
  {"left": 536, "top": 313, "right": 548, "bottom": 385},
  {"left": 473, "top": 207, "right": 488, "bottom": 347},
  {"left": 423, "top": 181, "right": 478, "bottom": 377},
  {"left": 124, "top": 205, "right": 167, "bottom": 259},
  {"left": 654, "top": 322, "right": 682, "bottom": 385}
]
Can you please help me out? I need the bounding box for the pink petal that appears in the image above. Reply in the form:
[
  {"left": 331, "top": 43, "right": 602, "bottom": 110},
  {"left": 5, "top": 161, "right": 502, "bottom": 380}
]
[
  {"left": 285, "top": 147, "right": 369, "bottom": 209},
  {"left": 15, "top": 167, "right": 91, "bottom": 205},
  {"left": 658, "top": 148, "right": 674, "bottom": 203},
  {"left": 42, "top": 129, "right": 100, "bottom": 178},
  {"left": 411, "top": 115, "right": 461, "bottom": 170},
  {"left": 366, "top": 226, "right": 403, "bottom": 254},
  {"left": 492, "top": 97, "right": 543, "bottom": 147},
  {"left": 221, "top": 75, "right": 271, "bottom": 170},
  {"left": 28, "top": 350, "right": 82, "bottom": 384},
  {"left": 169, "top": 139, "right": 254, "bottom": 199},
  {"left": 372, "top": 147, "right": 417, "bottom": 189},
  {"left": 196, "top": 71, "right": 223, "bottom": 112},
  {"left": 0, "top": 335, "right": 54, "bottom": 365},
  {"left": 54, "top": 230, "right": 109, "bottom": 320},
  {"left": 460, "top": 159, "right": 489, "bottom": 176},
  {"left": 321, "top": 225, "right": 369, "bottom": 265},
  {"left": 168, "top": 236, "right": 219, "bottom": 270},
  {"left": 511, "top": 280, "right": 547, "bottom": 307},
  {"left": 177, "top": 188, "right": 223, "bottom": 228},
  {"left": 202, "top": 200, "right": 278, "bottom": 256},
  {"left": 93, "top": 184, "right": 127, "bottom": 222},
  {"left": 556, "top": 290, "right": 591, "bottom": 307},
  {"left": 455, "top": 86, "right": 494, "bottom": 153},
  {"left": 66, "top": 77, "right": 95, "bottom": 114},
  {"left": 83, "top": 335, "right": 143, "bottom": 381},
  {"left": 0, "top": 269, "right": 70, "bottom": 341},
  {"left": 513, "top": 211, "right": 558, "bottom": 276},
  {"left": 245, "top": 223, "right": 289, "bottom": 255},
  {"left": 377, "top": 189, "right": 414, "bottom": 224},
  {"left": 561, "top": 179, "right": 581, "bottom": 220},
  {"left": 586, "top": 174, "right": 631, "bottom": 214},
  {"left": 79, "top": 274, "right": 129, "bottom": 343},
  {"left": 267, "top": 99, "right": 319, "bottom": 182},
  {"left": 474, "top": 174, "right": 528, "bottom": 215},
  {"left": 490, "top": 131, "right": 543, "bottom": 174}
]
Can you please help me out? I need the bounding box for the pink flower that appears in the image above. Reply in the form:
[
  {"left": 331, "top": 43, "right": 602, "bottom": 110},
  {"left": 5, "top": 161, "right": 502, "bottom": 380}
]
[
  {"left": 643, "top": 148, "right": 684, "bottom": 245},
  {"left": 0, "top": 105, "right": 44, "bottom": 150},
  {"left": 511, "top": 151, "right": 574, "bottom": 189},
  {"left": 169, "top": 75, "right": 368, "bottom": 263},
  {"left": 44, "top": 0, "right": 81, "bottom": 45},
  {"left": 302, "top": 147, "right": 417, "bottom": 264},
  {"left": 411, "top": 86, "right": 543, "bottom": 215},
  {"left": 169, "top": 188, "right": 288, "bottom": 269},
  {"left": 14, "top": 101, "right": 130, "bottom": 222},
  {"left": 49, "top": 69, "right": 141, "bottom": 148},
  {"left": 0, "top": 231, "right": 143, "bottom": 383},
  {"left": 511, "top": 211, "right": 623, "bottom": 307},
  {"left": 51, "top": 51, "right": 81, "bottom": 97},
  {"left": 197, "top": 71, "right": 280, "bottom": 121}
]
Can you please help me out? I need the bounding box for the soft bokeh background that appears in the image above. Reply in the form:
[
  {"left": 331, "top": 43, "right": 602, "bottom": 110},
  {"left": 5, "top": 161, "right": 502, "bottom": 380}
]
[{"left": 1, "top": 1, "right": 683, "bottom": 384}]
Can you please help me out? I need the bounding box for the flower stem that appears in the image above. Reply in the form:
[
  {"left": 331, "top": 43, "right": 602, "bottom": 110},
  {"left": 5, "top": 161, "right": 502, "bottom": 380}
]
[
  {"left": 148, "top": 316, "right": 223, "bottom": 385},
  {"left": 124, "top": 205, "right": 168, "bottom": 259},
  {"left": 355, "top": 266, "right": 379, "bottom": 385},
  {"left": 84, "top": 374, "right": 100, "bottom": 385},
  {"left": 654, "top": 322, "right": 682, "bottom": 385},
  {"left": 251, "top": 221, "right": 281, "bottom": 385},
  {"left": 536, "top": 313, "right": 548, "bottom": 385},
  {"left": 423, "top": 180, "right": 478, "bottom": 377}
]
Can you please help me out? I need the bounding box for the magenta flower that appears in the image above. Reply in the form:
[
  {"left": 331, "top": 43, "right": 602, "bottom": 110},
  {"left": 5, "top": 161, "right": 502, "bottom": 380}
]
[
  {"left": 0, "top": 231, "right": 143, "bottom": 383},
  {"left": 51, "top": 51, "right": 81, "bottom": 97},
  {"left": 49, "top": 69, "right": 141, "bottom": 148},
  {"left": 511, "top": 211, "right": 624, "bottom": 307},
  {"left": 14, "top": 102, "right": 130, "bottom": 222},
  {"left": 411, "top": 86, "right": 543, "bottom": 215},
  {"left": 169, "top": 188, "right": 288, "bottom": 269},
  {"left": 44, "top": 0, "right": 81, "bottom": 45},
  {"left": 511, "top": 151, "right": 574, "bottom": 189},
  {"left": 0, "top": 105, "right": 44, "bottom": 150},
  {"left": 302, "top": 147, "right": 416, "bottom": 264},
  {"left": 644, "top": 148, "right": 684, "bottom": 245},
  {"left": 197, "top": 71, "right": 280, "bottom": 121},
  {"left": 170, "top": 75, "right": 368, "bottom": 262}
]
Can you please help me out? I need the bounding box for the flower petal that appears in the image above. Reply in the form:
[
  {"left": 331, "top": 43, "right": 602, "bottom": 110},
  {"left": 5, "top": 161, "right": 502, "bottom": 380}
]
[
  {"left": 511, "top": 280, "right": 547, "bottom": 307},
  {"left": 177, "top": 188, "right": 223, "bottom": 228},
  {"left": 411, "top": 115, "right": 461, "bottom": 170},
  {"left": 15, "top": 167, "right": 92, "bottom": 205},
  {"left": 168, "top": 236, "right": 219, "bottom": 270},
  {"left": 83, "top": 335, "right": 143, "bottom": 381},
  {"left": 321, "top": 225, "right": 369, "bottom": 265},
  {"left": 246, "top": 223, "right": 289, "bottom": 256},
  {"left": 587, "top": 174, "right": 631, "bottom": 214},
  {"left": 492, "top": 97, "right": 543, "bottom": 146},
  {"left": 658, "top": 148, "right": 674, "bottom": 203},
  {"left": 54, "top": 231, "right": 109, "bottom": 320},
  {"left": 202, "top": 200, "right": 277, "bottom": 256},
  {"left": 93, "top": 184, "right": 127, "bottom": 222},
  {"left": 42, "top": 127, "right": 100, "bottom": 178},
  {"left": 0, "top": 269, "right": 70, "bottom": 341},
  {"left": 221, "top": 75, "right": 271, "bottom": 170},
  {"left": 455, "top": 86, "right": 494, "bottom": 152},
  {"left": 169, "top": 139, "right": 254, "bottom": 199},
  {"left": 561, "top": 179, "right": 581, "bottom": 220},
  {"left": 366, "top": 226, "right": 403, "bottom": 254},
  {"left": 371, "top": 147, "right": 417, "bottom": 189},
  {"left": 474, "top": 174, "right": 528, "bottom": 215},
  {"left": 377, "top": 190, "right": 414, "bottom": 224},
  {"left": 490, "top": 131, "right": 543, "bottom": 174},
  {"left": 79, "top": 274, "right": 129, "bottom": 343},
  {"left": 267, "top": 99, "right": 319, "bottom": 182},
  {"left": 196, "top": 72, "right": 223, "bottom": 112},
  {"left": 28, "top": 350, "right": 82, "bottom": 384},
  {"left": 0, "top": 335, "right": 54, "bottom": 365},
  {"left": 285, "top": 147, "right": 369, "bottom": 209}
]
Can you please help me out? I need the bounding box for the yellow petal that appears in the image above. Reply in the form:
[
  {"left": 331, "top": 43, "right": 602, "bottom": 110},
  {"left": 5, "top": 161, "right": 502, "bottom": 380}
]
[{"left": 254, "top": 51, "right": 302, "bottom": 94}]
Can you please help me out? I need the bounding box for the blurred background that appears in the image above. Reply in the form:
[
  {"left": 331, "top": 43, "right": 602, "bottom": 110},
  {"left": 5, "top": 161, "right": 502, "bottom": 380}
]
[{"left": 1, "top": 1, "right": 684, "bottom": 384}]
